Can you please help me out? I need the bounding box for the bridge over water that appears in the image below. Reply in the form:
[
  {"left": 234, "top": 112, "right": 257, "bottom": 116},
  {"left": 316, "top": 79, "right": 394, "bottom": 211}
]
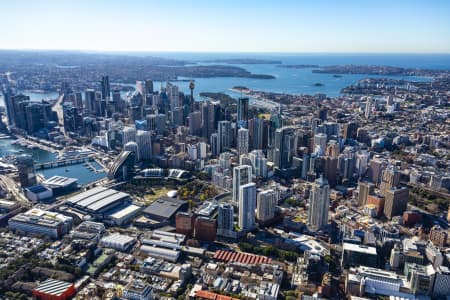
[{"left": 34, "top": 157, "right": 94, "bottom": 170}]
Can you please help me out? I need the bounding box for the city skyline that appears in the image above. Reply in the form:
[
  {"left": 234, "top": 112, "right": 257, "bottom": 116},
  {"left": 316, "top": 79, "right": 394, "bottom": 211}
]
[{"left": 2, "top": 0, "right": 450, "bottom": 53}]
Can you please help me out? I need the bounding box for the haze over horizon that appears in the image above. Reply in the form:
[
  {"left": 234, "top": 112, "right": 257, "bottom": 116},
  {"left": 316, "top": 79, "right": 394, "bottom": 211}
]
[{"left": 2, "top": 0, "right": 450, "bottom": 54}]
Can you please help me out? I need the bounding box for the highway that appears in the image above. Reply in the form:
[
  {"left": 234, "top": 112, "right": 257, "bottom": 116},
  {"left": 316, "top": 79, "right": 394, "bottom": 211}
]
[
  {"left": 52, "top": 94, "right": 67, "bottom": 137},
  {"left": 0, "top": 174, "right": 32, "bottom": 208}
]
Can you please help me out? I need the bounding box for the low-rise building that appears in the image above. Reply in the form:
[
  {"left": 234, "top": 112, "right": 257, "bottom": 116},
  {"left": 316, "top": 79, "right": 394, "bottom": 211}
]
[{"left": 8, "top": 208, "right": 73, "bottom": 239}]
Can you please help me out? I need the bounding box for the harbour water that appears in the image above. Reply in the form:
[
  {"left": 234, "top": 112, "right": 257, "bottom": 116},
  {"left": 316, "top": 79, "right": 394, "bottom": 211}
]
[{"left": 0, "top": 138, "right": 106, "bottom": 185}]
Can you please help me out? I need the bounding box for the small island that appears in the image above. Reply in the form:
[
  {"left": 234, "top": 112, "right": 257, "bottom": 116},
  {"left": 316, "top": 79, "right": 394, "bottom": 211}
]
[{"left": 313, "top": 82, "right": 324, "bottom": 87}]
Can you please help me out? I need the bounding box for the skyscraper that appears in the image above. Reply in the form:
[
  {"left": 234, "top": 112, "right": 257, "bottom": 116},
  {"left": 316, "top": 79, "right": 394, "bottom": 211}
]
[
  {"left": 188, "top": 111, "right": 202, "bottom": 136},
  {"left": 84, "top": 89, "right": 97, "bottom": 115},
  {"left": 273, "top": 127, "right": 296, "bottom": 169},
  {"left": 358, "top": 181, "right": 375, "bottom": 206},
  {"left": 122, "top": 127, "right": 136, "bottom": 145},
  {"left": 2, "top": 87, "right": 14, "bottom": 126},
  {"left": 380, "top": 165, "right": 401, "bottom": 197},
  {"left": 232, "top": 165, "right": 252, "bottom": 203},
  {"left": 101, "top": 76, "right": 110, "bottom": 101},
  {"left": 237, "top": 128, "right": 249, "bottom": 157},
  {"left": 257, "top": 189, "right": 277, "bottom": 222},
  {"left": 136, "top": 130, "right": 152, "bottom": 161},
  {"left": 248, "top": 150, "right": 268, "bottom": 178},
  {"left": 218, "top": 120, "right": 232, "bottom": 154},
  {"left": 237, "top": 97, "right": 249, "bottom": 128},
  {"left": 308, "top": 176, "right": 330, "bottom": 230},
  {"left": 16, "top": 154, "right": 37, "bottom": 188},
  {"left": 217, "top": 203, "right": 234, "bottom": 237},
  {"left": 210, "top": 133, "right": 219, "bottom": 158},
  {"left": 313, "top": 133, "right": 327, "bottom": 154},
  {"left": 239, "top": 182, "right": 256, "bottom": 231},
  {"left": 201, "top": 101, "right": 217, "bottom": 139},
  {"left": 365, "top": 97, "right": 373, "bottom": 119},
  {"left": 384, "top": 187, "right": 408, "bottom": 219}
]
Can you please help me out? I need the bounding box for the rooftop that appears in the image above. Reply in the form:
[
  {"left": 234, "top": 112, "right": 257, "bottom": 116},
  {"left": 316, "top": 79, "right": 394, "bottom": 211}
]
[
  {"left": 343, "top": 243, "right": 377, "bottom": 255},
  {"left": 33, "top": 278, "right": 74, "bottom": 296}
]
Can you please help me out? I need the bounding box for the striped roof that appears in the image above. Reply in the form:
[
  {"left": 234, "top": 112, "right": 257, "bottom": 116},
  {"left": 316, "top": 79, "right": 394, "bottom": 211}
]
[
  {"left": 33, "top": 278, "right": 73, "bottom": 296},
  {"left": 213, "top": 250, "right": 271, "bottom": 264},
  {"left": 195, "top": 290, "right": 240, "bottom": 300}
]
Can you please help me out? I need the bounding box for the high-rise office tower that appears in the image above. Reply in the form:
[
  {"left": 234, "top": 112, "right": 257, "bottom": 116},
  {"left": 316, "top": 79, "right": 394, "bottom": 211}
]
[
  {"left": 343, "top": 122, "right": 358, "bottom": 140},
  {"left": 210, "top": 133, "right": 219, "bottom": 157},
  {"left": 239, "top": 182, "right": 256, "bottom": 231},
  {"left": 358, "top": 181, "right": 375, "bottom": 206},
  {"left": 237, "top": 97, "right": 249, "bottom": 128},
  {"left": 84, "top": 89, "right": 97, "bottom": 115},
  {"left": 122, "top": 127, "right": 136, "bottom": 145},
  {"left": 380, "top": 165, "right": 401, "bottom": 197},
  {"left": 145, "top": 80, "right": 154, "bottom": 94},
  {"left": 250, "top": 117, "right": 269, "bottom": 150},
  {"left": 232, "top": 165, "right": 252, "bottom": 203},
  {"left": 135, "top": 80, "right": 145, "bottom": 95},
  {"left": 6, "top": 94, "right": 30, "bottom": 129},
  {"left": 25, "top": 101, "right": 53, "bottom": 134},
  {"left": 248, "top": 150, "right": 268, "bottom": 178},
  {"left": 365, "top": 97, "right": 373, "bottom": 119},
  {"left": 273, "top": 127, "right": 296, "bottom": 169},
  {"left": 217, "top": 203, "right": 234, "bottom": 236},
  {"left": 384, "top": 187, "right": 408, "bottom": 219},
  {"left": 313, "top": 133, "right": 328, "bottom": 154},
  {"left": 201, "top": 101, "right": 217, "bottom": 139},
  {"left": 308, "top": 176, "right": 330, "bottom": 230},
  {"left": 123, "top": 142, "right": 139, "bottom": 159},
  {"left": 218, "top": 120, "right": 232, "bottom": 153},
  {"left": 167, "top": 83, "right": 181, "bottom": 111},
  {"left": 101, "top": 76, "right": 110, "bottom": 101},
  {"left": 136, "top": 130, "right": 152, "bottom": 161},
  {"left": 16, "top": 154, "right": 37, "bottom": 188},
  {"left": 257, "top": 189, "right": 277, "bottom": 222},
  {"left": 323, "top": 156, "right": 338, "bottom": 187},
  {"left": 188, "top": 111, "right": 202, "bottom": 137},
  {"left": 2, "top": 87, "right": 14, "bottom": 126},
  {"left": 355, "top": 150, "right": 370, "bottom": 177},
  {"left": 237, "top": 128, "right": 249, "bottom": 157}
]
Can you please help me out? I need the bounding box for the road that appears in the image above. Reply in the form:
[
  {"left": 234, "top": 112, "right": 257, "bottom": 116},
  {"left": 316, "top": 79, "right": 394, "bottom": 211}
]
[
  {"left": 0, "top": 174, "right": 32, "bottom": 208},
  {"left": 52, "top": 94, "right": 67, "bottom": 137}
]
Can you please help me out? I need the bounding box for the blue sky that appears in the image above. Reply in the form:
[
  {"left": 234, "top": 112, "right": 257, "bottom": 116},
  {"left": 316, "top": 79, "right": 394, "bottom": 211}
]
[{"left": 2, "top": 0, "right": 450, "bottom": 53}]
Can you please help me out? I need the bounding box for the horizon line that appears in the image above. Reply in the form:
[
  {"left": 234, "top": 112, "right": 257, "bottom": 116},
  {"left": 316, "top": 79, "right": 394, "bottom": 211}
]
[{"left": 1, "top": 48, "right": 450, "bottom": 56}]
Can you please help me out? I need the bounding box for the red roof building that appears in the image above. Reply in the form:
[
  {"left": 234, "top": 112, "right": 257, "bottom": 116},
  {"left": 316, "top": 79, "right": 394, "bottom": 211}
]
[
  {"left": 32, "top": 278, "right": 76, "bottom": 300},
  {"left": 213, "top": 250, "right": 271, "bottom": 264}
]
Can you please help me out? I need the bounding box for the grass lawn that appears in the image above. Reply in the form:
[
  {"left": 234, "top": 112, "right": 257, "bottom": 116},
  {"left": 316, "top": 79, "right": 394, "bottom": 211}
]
[{"left": 143, "top": 187, "right": 172, "bottom": 204}]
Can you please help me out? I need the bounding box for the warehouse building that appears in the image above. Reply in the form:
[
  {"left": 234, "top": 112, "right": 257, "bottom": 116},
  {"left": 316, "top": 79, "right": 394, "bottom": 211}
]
[
  {"left": 142, "top": 197, "right": 188, "bottom": 223},
  {"left": 105, "top": 204, "right": 142, "bottom": 225},
  {"left": 140, "top": 245, "right": 180, "bottom": 262},
  {"left": 101, "top": 233, "right": 136, "bottom": 252}
]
